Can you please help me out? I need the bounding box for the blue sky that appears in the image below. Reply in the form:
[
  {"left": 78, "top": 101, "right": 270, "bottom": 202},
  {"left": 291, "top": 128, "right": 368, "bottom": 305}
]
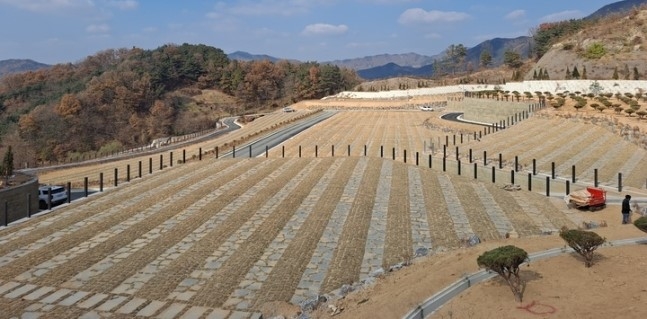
[{"left": 0, "top": 0, "right": 619, "bottom": 65}]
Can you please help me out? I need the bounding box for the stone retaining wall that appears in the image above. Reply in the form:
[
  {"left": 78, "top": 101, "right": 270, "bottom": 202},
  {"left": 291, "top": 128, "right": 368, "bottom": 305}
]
[{"left": 0, "top": 176, "right": 39, "bottom": 225}]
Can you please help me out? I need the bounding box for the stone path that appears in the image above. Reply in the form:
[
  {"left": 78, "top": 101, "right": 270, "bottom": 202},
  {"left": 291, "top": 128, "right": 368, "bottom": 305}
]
[{"left": 359, "top": 160, "right": 392, "bottom": 280}]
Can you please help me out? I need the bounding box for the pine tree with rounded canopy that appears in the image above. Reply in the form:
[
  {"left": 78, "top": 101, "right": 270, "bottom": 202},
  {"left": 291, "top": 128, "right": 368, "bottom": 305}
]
[{"left": 477, "top": 245, "right": 528, "bottom": 302}]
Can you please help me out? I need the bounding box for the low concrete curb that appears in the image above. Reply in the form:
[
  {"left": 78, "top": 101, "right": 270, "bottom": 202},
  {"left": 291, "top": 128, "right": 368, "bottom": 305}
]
[{"left": 403, "top": 236, "right": 647, "bottom": 319}]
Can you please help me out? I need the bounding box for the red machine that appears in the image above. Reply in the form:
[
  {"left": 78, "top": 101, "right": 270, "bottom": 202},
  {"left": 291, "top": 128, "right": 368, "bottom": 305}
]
[{"left": 565, "top": 187, "right": 607, "bottom": 211}]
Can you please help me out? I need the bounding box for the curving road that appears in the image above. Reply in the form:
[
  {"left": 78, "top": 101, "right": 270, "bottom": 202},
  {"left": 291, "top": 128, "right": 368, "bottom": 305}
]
[{"left": 441, "top": 112, "right": 503, "bottom": 128}]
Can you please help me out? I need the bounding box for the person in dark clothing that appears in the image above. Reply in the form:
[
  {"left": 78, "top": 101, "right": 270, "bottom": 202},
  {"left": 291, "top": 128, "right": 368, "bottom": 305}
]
[{"left": 622, "top": 195, "right": 632, "bottom": 224}]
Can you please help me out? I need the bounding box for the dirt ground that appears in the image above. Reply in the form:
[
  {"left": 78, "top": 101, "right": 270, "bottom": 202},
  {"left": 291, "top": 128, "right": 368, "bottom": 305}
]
[{"left": 305, "top": 204, "right": 647, "bottom": 319}]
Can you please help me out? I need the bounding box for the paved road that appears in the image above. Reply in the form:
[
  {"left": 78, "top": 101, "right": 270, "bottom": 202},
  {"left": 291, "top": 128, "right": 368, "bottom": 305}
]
[
  {"left": 441, "top": 112, "right": 500, "bottom": 127},
  {"left": 219, "top": 111, "right": 337, "bottom": 159}
]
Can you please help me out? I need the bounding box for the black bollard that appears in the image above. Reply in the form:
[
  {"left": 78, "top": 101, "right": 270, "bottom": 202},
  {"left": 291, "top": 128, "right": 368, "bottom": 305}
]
[
  {"left": 114, "top": 168, "right": 118, "bottom": 187},
  {"left": 618, "top": 173, "right": 623, "bottom": 192},
  {"left": 594, "top": 168, "right": 598, "bottom": 187},
  {"left": 127, "top": 164, "right": 130, "bottom": 182},
  {"left": 528, "top": 173, "right": 532, "bottom": 191},
  {"left": 67, "top": 182, "right": 71, "bottom": 204},
  {"left": 474, "top": 163, "right": 477, "bottom": 179}
]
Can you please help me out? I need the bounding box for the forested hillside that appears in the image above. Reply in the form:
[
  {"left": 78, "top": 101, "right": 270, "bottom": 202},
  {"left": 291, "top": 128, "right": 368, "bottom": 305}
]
[{"left": 0, "top": 44, "right": 359, "bottom": 164}]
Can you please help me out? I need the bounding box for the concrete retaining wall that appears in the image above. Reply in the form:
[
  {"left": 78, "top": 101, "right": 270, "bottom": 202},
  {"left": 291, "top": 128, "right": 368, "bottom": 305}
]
[
  {"left": 0, "top": 176, "right": 39, "bottom": 225},
  {"left": 331, "top": 80, "right": 647, "bottom": 99}
]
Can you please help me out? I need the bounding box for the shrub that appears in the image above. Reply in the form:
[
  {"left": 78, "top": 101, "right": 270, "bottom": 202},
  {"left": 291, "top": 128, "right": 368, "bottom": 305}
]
[
  {"left": 477, "top": 245, "right": 528, "bottom": 302},
  {"left": 634, "top": 216, "right": 647, "bottom": 233},
  {"left": 559, "top": 228, "right": 606, "bottom": 267},
  {"left": 583, "top": 43, "right": 607, "bottom": 59}
]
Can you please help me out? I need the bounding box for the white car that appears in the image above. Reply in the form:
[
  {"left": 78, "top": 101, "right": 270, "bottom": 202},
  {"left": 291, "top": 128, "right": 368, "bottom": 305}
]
[
  {"left": 283, "top": 106, "right": 295, "bottom": 112},
  {"left": 38, "top": 185, "right": 68, "bottom": 209},
  {"left": 420, "top": 105, "right": 434, "bottom": 111}
]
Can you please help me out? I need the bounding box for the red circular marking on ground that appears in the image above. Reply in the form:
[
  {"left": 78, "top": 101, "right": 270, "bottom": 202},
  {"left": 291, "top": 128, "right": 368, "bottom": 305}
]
[{"left": 517, "top": 300, "right": 557, "bottom": 315}]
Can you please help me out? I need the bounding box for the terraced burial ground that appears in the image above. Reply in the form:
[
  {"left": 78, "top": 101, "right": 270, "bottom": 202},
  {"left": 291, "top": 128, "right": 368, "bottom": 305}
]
[{"left": 1, "top": 101, "right": 646, "bottom": 318}]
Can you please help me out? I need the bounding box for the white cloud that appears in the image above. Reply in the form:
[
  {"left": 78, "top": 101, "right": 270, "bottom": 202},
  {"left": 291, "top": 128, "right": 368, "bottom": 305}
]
[
  {"left": 540, "top": 10, "right": 583, "bottom": 23},
  {"left": 0, "top": 0, "right": 93, "bottom": 12},
  {"left": 505, "top": 9, "right": 526, "bottom": 20},
  {"left": 398, "top": 8, "right": 469, "bottom": 25},
  {"left": 107, "top": 0, "right": 138, "bottom": 10},
  {"left": 301, "top": 23, "right": 348, "bottom": 36},
  {"left": 424, "top": 33, "right": 441, "bottom": 39},
  {"left": 209, "top": 0, "right": 333, "bottom": 17},
  {"left": 86, "top": 23, "right": 110, "bottom": 33}
]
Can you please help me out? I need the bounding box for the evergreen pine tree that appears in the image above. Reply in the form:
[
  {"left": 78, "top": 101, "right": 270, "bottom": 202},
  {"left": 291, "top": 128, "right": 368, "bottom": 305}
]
[
  {"left": 633, "top": 67, "right": 640, "bottom": 80},
  {"left": 624, "top": 64, "right": 630, "bottom": 80},
  {"left": 582, "top": 65, "right": 587, "bottom": 79},
  {"left": 2, "top": 146, "right": 13, "bottom": 184},
  {"left": 613, "top": 67, "right": 619, "bottom": 80},
  {"left": 565, "top": 66, "right": 572, "bottom": 80},
  {"left": 572, "top": 66, "right": 580, "bottom": 79},
  {"left": 543, "top": 69, "right": 549, "bottom": 80},
  {"left": 533, "top": 69, "right": 538, "bottom": 80}
]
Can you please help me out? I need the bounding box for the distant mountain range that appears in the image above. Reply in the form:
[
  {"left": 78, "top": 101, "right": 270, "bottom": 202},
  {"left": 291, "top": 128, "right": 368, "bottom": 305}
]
[
  {"left": 331, "top": 0, "right": 647, "bottom": 79},
  {"left": 4, "top": 0, "right": 645, "bottom": 81},
  {"left": 587, "top": 0, "right": 647, "bottom": 19},
  {"left": 0, "top": 59, "right": 50, "bottom": 77}
]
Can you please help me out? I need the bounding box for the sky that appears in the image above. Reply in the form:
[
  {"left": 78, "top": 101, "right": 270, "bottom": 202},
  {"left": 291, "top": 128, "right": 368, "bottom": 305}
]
[{"left": 0, "top": 0, "right": 622, "bottom": 65}]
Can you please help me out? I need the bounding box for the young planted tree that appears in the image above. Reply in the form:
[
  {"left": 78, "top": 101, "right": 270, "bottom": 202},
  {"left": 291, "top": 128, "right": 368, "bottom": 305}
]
[
  {"left": 477, "top": 245, "right": 529, "bottom": 302},
  {"left": 559, "top": 228, "right": 606, "bottom": 267}
]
